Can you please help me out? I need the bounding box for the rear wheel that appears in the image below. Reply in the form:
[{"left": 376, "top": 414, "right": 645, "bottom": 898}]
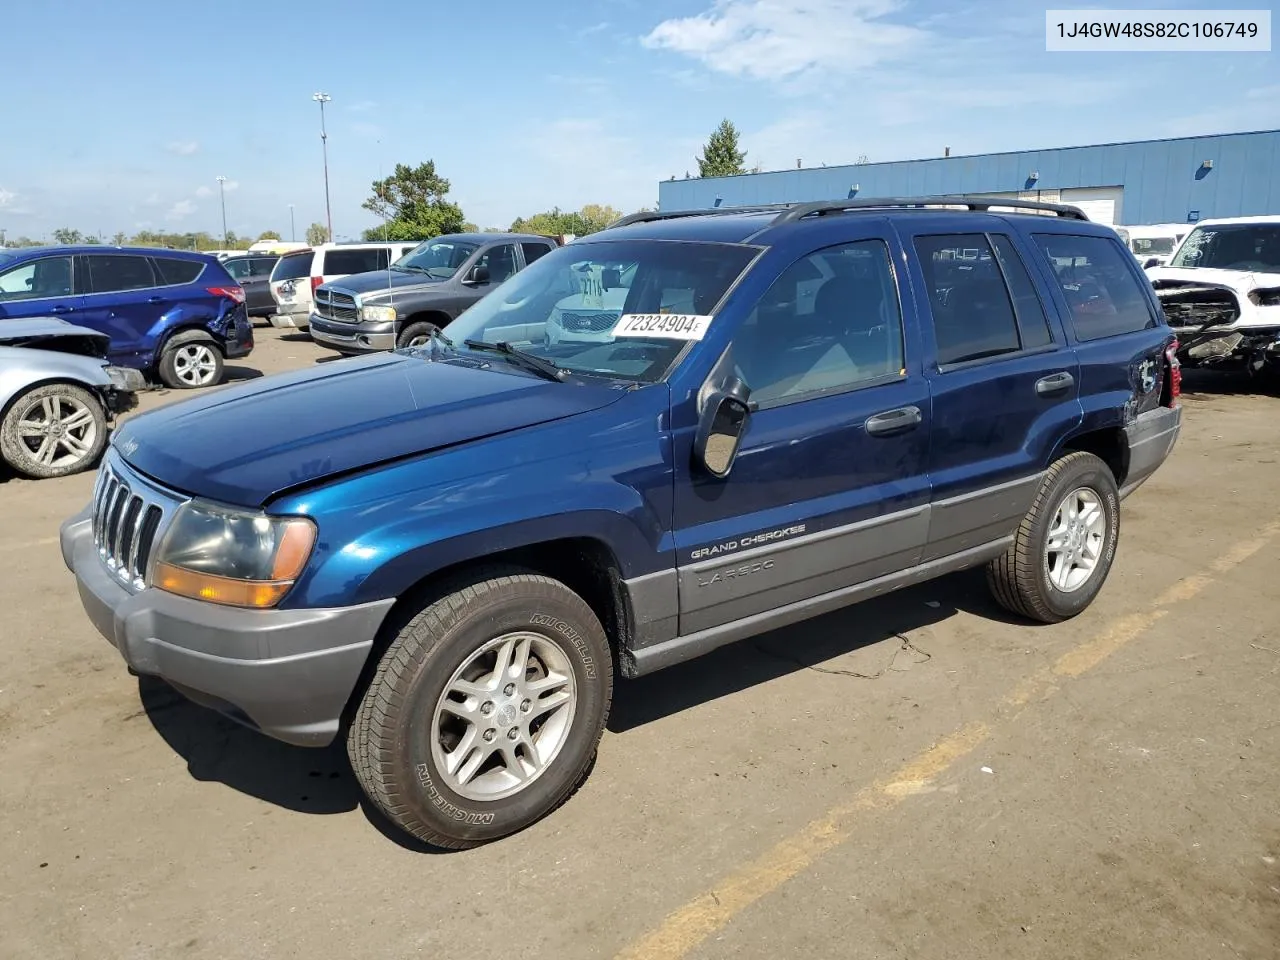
[
  {"left": 0, "top": 383, "right": 108, "bottom": 479},
  {"left": 397, "top": 320, "right": 441, "bottom": 350},
  {"left": 986, "top": 452, "right": 1120, "bottom": 623},
  {"left": 158, "top": 334, "right": 224, "bottom": 389},
  {"left": 347, "top": 568, "right": 612, "bottom": 848}
]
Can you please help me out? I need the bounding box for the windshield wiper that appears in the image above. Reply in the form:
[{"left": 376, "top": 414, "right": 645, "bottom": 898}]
[
  {"left": 395, "top": 264, "right": 429, "bottom": 274},
  {"left": 463, "top": 339, "right": 566, "bottom": 382}
]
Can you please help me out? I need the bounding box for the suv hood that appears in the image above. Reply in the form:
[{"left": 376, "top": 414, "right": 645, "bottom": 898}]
[
  {"left": 112, "top": 353, "right": 625, "bottom": 506},
  {"left": 327, "top": 268, "right": 444, "bottom": 299}
]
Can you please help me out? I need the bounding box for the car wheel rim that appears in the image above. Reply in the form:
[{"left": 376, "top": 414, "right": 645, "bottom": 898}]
[
  {"left": 430, "top": 630, "right": 578, "bottom": 802},
  {"left": 14, "top": 394, "right": 98, "bottom": 468},
  {"left": 408, "top": 335, "right": 432, "bottom": 347},
  {"left": 173, "top": 344, "right": 218, "bottom": 385},
  {"left": 1045, "top": 486, "right": 1107, "bottom": 593}
]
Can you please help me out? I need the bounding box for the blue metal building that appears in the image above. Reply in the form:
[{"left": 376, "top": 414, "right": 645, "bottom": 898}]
[{"left": 656, "top": 129, "right": 1280, "bottom": 227}]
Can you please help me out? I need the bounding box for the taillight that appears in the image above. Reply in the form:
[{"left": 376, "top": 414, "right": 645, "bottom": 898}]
[
  {"left": 207, "top": 285, "right": 245, "bottom": 304},
  {"left": 311, "top": 276, "right": 324, "bottom": 293},
  {"left": 1162, "top": 339, "right": 1181, "bottom": 408}
]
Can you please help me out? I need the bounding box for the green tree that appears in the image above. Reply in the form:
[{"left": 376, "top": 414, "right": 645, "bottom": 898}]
[
  {"left": 578, "top": 203, "right": 623, "bottom": 233},
  {"left": 697, "top": 119, "right": 747, "bottom": 178},
  {"left": 360, "top": 160, "right": 466, "bottom": 241},
  {"left": 461, "top": 222, "right": 479, "bottom": 233},
  {"left": 305, "top": 222, "right": 328, "bottom": 246},
  {"left": 52, "top": 227, "right": 83, "bottom": 244},
  {"left": 112, "top": 231, "right": 127, "bottom": 246},
  {"left": 257, "top": 230, "right": 281, "bottom": 241},
  {"left": 509, "top": 204, "right": 622, "bottom": 238}
]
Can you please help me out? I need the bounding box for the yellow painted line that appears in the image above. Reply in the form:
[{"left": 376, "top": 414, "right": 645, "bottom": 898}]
[{"left": 614, "top": 524, "right": 1280, "bottom": 960}]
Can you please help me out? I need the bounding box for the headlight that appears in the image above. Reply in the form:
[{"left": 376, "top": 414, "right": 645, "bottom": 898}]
[
  {"left": 152, "top": 501, "right": 316, "bottom": 608},
  {"left": 360, "top": 304, "right": 397, "bottom": 323}
]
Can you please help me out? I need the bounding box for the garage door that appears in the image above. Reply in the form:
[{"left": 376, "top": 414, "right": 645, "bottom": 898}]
[{"left": 1060, "top": 186, "right": 1124, "bottom": 225}]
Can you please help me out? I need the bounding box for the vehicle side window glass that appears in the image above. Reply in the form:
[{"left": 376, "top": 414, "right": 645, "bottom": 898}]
[
  {"left": 153, "top": 258, "right": 204, "bottom": 285},
  {"left": 271, "top": 253, "right": 313, "bottom": 282},
  {"left": 914, "top": 234, "right": 1021, "bottom": 366},
  {"left": 253, "top": 258, "right": 278, "bottom": 276},
  {"left": 322, "top": 248, "right": 382, "bottom": 275},
  {"left": 223, "top": 259, "right": 251, "bottom": 280},
  {"left": 476, "top": 244, "right": 517, "bottom": 282},
  {"left": 732, "top": 239, "right": 905, "bottom": 405},
  {"left": 0, "top": 256, "right": 73, "bottom": 301},
  {"left": 1033, "top": 234, "right": 1157, "bottom": 341},
  {"left": 990, "top": 235, "right": 1053, "bottom": 349},
  {"left": 521, "top": 243, "right": 552, "bottom": 266},
  {"left": 86, "top": 255, "right": 156, "bottom": 294}
]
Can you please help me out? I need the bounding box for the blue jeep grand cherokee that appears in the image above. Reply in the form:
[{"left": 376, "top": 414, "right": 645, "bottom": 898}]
[{"left": 61, "top": 198, "right": 1182, "bottom": 847}]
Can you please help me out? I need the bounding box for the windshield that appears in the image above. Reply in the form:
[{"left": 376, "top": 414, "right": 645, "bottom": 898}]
[
  {"left": 442, "top": 239, "right": 760, "bottom": 383},
  {"left": 1169, "top": 223, "right": 1280, "bottom": 272},
  {"left": 393, "top": 239, "right": 479, "bottom": 279},
  {"left": 271, "top": 251, "right": 313, "bottom": 282},
  {"left": 1131, "top": 237, "right": 1176, "bottom": 256}
]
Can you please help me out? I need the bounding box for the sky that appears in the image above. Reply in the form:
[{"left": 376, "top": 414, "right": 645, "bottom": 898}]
[{"left": 1, "top": 0, "right": 1277, "bottom": 242}]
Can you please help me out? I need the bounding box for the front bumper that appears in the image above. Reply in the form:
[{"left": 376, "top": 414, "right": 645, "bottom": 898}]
[
  {"left": 60, "top": 510, "right": 393, "bottom": 747},
  {"left": 310, "top": 314, "right": 396, "bottom": 353}
]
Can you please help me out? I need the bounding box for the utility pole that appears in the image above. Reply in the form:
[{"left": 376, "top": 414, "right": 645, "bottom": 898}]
[
  {"left": 216, "top": 176, "right": 228, "bottom": 249},
  {"left": 288, "top": 203, "right": 296, "bottom": 241},
  {"left": 313, "top": 92, "right": 333, "bottom": 243}
]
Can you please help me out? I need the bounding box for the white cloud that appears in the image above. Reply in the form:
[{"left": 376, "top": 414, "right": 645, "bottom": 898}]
[
  {"left": 218, "top": 179, "right": 240, "bottom": 193},
  {"left": 642, "top": 0, "right": 927, "bottom": 81},
  {"left": 142, "top": 192, "right": 162, "bottom": 207},
  {"left": 195, "top": 185, "right": 213, "bottom": 198},
  {"left": 166, "top": 140, "right": 200, "bottom": 156},
  {"left": 0, "top": 187, "right": 14, "bottom": 208},
  {"left": 165, "top": 199, "right": 196, "bottom": 222}
]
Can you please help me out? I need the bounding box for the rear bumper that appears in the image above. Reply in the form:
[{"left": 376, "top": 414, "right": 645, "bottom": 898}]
[
  {"left": 60, "top": 510, "right": 393, "bottom": 747},
  {"left": 310, "top": 315, "right": 395, "bottom": 353},
  {"left": 1120, "top": 405, "right": 1182, "bottom": 500}
]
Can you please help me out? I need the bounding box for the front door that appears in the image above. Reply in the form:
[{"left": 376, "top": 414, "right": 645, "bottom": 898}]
[
  {"left": 0, "top": 254, "right": 81, "bottom": 323},
  {"left": 672, "top": 234, "right": 932, "bottom": 635}
]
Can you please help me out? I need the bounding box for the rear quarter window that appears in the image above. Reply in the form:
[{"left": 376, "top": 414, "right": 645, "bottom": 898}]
[
  {"left": 1033, "top": 234, "right": 1157, "bottom": 341},
  {"left": 272, "top": 252, "right": 314, "bottom": 282},
  {"left": 322, "top": 248, "right": 386, "bottom": 275},
  {"left": 153, "top": 258, "right": 205, "bottom": 285}
]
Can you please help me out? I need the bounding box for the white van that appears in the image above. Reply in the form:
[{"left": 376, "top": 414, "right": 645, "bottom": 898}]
[
  {"left": 268, "top": 241, "right": 419, "bottom": 330},
  {"left": 1114, "top": 224, "right": 1189, "bottom": 268}
]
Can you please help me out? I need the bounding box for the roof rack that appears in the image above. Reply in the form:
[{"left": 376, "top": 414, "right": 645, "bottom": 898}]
[
  {"left": 606, "top": 195, "right": 1089, "bottom": 232},
  {"left": 769, "top": 195, "right": 1089, "bottom": 224},
  {"left": 607, "top": 204, "right": 793, "bottom": 229}
]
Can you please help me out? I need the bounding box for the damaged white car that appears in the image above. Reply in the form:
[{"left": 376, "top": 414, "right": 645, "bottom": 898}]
[{"left": 1145, "top": 216, "right": 1280, "bottom": 383}]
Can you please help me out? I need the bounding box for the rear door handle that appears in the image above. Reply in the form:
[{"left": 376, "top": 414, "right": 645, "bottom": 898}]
[
  {"left": 50, "top": 304, "right": 73, "bottom": 314},
  {"left": 147, "top": 296, "right": 167, "bottom": 303},
  {"left": 865, "top": 405, "right": 923, "bottom": 437},
  {"left": 1035, "top": 371, "right": 1075, "bottom": 396}
]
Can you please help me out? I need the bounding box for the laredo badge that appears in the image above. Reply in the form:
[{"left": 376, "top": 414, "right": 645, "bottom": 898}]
[{"left": 614, "top": 313, "right": 714, "bottom": 340}]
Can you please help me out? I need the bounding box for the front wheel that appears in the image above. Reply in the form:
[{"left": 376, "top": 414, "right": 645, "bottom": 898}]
[
  {"left": 0, "top": 383, "right": 108, "bottom": 479},
  {"left": 396, "top": 320, "right": 441, "bottom": 350},
  {"left": 348, "top": 568, "right": 613, "bottom": 848},
  {"left": 986, "top": 451, "right": 1120, "bottom": 623}
]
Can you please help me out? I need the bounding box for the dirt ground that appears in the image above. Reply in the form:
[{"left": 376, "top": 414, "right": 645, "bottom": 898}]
[{"left": 1, "top": 327, "right": 1277, "bottom": 960}]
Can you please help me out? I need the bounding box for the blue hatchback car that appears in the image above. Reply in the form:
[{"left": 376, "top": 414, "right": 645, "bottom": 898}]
[
  {"left": 61, "top": 197, "right": 1182, "bottom": 848},
  {"left": 0, "top": 246, "right": 253, "bottom": 388}
]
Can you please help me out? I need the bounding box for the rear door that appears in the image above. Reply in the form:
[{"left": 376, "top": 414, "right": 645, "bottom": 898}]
[
  {"left": 76, "top": 254, "right": 162, "bottom": 365},
  {"left": 903, "top": 227, "right": 1082, "bottom": 561},
  {"left": 270, "top": 251, "right": 314, "bottom": 312},
  {"left": 0, "top": 254, "right": 80, "bottom": 322},
  {"left": 672, "top": 229, "right": 933, "bottom": 634}
]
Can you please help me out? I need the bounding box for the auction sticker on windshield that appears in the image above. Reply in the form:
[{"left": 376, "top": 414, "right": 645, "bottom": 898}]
[{"left": 614, "top": 314, "right": 714, "bottom": 340}]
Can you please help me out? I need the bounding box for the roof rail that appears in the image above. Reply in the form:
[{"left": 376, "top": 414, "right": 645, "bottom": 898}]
[
  {"left": 770, "top": 195, "right": 1089, "bottom": 224},
  {"left": 607, "top": 204, "right": 793, "bottom": 230}
]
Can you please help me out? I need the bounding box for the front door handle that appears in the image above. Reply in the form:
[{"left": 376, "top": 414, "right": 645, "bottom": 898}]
[
  {"left": 865, "top": 405, "right": 923, "bottom": 437},
  {"left": 147, "top": 295, "right": 167, "bottom": 303},
  {"left": 50, "top": 304, "right": 73, "bottom": 314},
  {"left": 1036, "top": 371, "right": 1075, "bottom": 396}
]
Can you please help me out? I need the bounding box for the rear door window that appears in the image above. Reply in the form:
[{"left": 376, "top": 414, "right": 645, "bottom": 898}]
[
  {"left": 85, "top": 254, "right": 157, "bottom": 294},
  {"left": 252, "top": 257, "right": 279, "bottom": 276},
  {"left": 272, "top": 252, "right": 313, "bottom": 282},
  {"left": 914, "top": 234, "right": 1022, "bottom": 366},
  {"left": 322, "top": 247, "right": 385, "bottom": 275},
  {"left": 990, "top": 235, "right": 1054, "bottom": 349},
  {"left": 521, "top": 242, "right": 553, "bottom": 266},
  {"left": 1032, "top": 234, "right": 1157, "bottom": 340},
  {"left": 153, "top": 258, "right": 204, "bottom": 285}
]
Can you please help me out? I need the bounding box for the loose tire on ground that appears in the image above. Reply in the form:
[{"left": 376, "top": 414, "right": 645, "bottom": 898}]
[
  {"left": 347, "top": 567, "right": 613, "bottom": 848},
  {"left": 158, "top": 332, "right": 224, "bottom": 389},
  {"left": 1, "top": 383, "right": 108, "bottom": 479},
  {"left": 986, "top": 451, "right": 1121, "bottom": 623},
  {"left": 397, "top": 320, "right": 441, "bottom": 350}
]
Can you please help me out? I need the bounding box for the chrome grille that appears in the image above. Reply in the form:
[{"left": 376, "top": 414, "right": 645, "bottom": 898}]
[
  {"left": 314, "top": 287, "right": 358, "bottom": 323},
  {"left": 560, "top": 310, "right": 618, "bottom": 332},
  {"left": 91, "top": 457, "right": 181, "bottom": 590}
]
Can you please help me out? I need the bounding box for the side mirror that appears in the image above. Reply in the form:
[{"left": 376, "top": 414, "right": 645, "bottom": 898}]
[
  {"left": 695, "top": 377, "right": 752, "bottom": 479},
  {"left": 1143, "top": 257, "right": 1160, "bottom": 270},
  {"left": 465, "top": 263, "right": 490, "bottom": 284}
]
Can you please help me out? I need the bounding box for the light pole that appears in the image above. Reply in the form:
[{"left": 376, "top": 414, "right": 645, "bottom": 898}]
[
  {"left": 288, "top": 203, "right": 296, "bottom": 241},
  {"left": 215, "top": 175, "right": 228, "bottom": 249},
  {"left": 312, "top": 92, "right": 333, "bottom": 243}
]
